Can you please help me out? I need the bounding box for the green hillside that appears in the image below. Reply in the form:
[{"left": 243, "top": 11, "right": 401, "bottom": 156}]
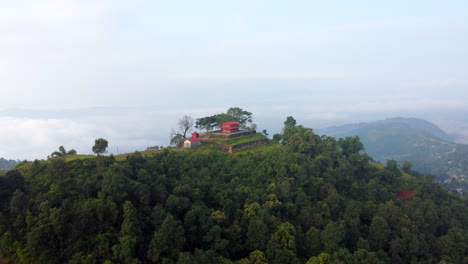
[
  {"left": 1, "top": 119, "right": 467, "bottom": 264},
  {"left": 317, "top": 118, "right": 468, "bottom": 191}
]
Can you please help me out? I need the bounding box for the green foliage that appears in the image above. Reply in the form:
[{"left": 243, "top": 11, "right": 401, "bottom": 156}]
[
  {"left": 226, "top": 107, "right": 253, "bottom": 126},
  {"left": 317, "top": 118, "right": 468, "bottom": 192},
  {"left": 92, "top": 138, "right": 109, "bottom": 155},
  {"left": 51, "top": 145, "right": 77, "bottom": 157},
  {"left": 209, "top": 133, "right": 267, "bottom": 146},
  {"left": 195, "top": 107, "right": 253, "bottom": 131},
  {"left": 0, "top": 119, "right": 467, "bottom": 263}
]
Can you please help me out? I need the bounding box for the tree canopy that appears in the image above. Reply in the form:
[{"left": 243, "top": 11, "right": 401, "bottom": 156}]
[
  {"left": 51, "top": 146, "right": 77, "bottom": 157},
  {"left": 92, "top": 138, "right": 109, "bottom": 155},
  {"left": 195, "top": 107, "right": 253, "bottom": 131},
  {"left": 1, "top": 118, "right": 467, "bottom": 264}
]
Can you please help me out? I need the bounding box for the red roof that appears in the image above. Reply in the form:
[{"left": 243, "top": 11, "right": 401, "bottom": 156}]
[
  {"left": 396, "top": 189, "right": 416, "bottom": 202},
  {"left": 189, "top": 138, "right": 201, "bottom": 142},
  {"left": 222, "top": 121, "right": 239, "bottom": 125}
]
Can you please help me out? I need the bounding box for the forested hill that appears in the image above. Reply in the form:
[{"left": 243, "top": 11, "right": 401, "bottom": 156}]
[
  {"left": 316, "top": 117, "right": 468, "bottom": 191},
  {"left": 0, "top": 158, "right": 18, "bottom": 172},
  {"left": 318, "top": 117, "right": 451, "bottom": 142},
  {"left": 1, "top": 118, "right": 467, "bottom": 264}
]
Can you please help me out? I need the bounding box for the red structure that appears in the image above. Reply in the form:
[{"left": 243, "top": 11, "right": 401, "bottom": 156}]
[
  {"left": 189, "top": 131, "right": 200, "bottom": 142},
  {"left": 396, "top": 189, "right": 416, "bottom": 203},
  {"left": 220, "top": 121, "right": 241, "bottom": 133}
]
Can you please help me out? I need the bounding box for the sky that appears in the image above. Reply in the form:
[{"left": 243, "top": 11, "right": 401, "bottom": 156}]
[{"left": 1, "top": 0, "right": 468, "bottom": 160}]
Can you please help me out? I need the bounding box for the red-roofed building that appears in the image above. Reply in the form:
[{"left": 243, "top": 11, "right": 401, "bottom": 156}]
[
  {"left": 184, "top": 131, "right": 201, "bottom": 148},
  {"left": 220, "top": 121, "right": 241, "bottom": 133},
  {"left": 396, "top": 189, "right": 416, "bottom": 203}
]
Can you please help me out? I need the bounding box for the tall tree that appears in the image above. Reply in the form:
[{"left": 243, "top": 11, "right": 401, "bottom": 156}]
[
  {"left": 368, "top": 216, "right": 390, "bottom": 252},
  {"left": 226, "top": 107, "right": 252, "bottom": 126},
  {"left": 178, "top": 115, "right": 195, "bottom": 138},
  {"left": 195, "top": 115, "right": 219, "bottom": 131},
  {"left": 266, "top": 222, "right": 299, "bottom": 264},
  {"left": 284, "top": 116, "right": 297, "bottom": 127},
  {"left": 112, "top": 201, "right": 142, "bottom": 264},
  {"left": 195, "top": 107, "right": 254, "bottom": 131},
  {"left": 92, "top": 138, "right": 109, "bottom": 156},
  {"left": 147, "top": 214, "right": 186, "bottom": 262}
]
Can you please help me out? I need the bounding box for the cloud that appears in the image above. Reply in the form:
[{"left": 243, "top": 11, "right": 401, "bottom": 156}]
[
  {"left": 0, "top": 106, "right": 233, "bottom": 160},
  {"left": 399, "top": 79, "right": 467, "bottom": 90},
  {"left": 165, "top": 72, "right": 353, "bottom": 82},
  {"left": 233, "top": 15, "right": 248, "bottom": 26},
  {"left": 0, "top": 117, "right": 97, "bottom": 160}
]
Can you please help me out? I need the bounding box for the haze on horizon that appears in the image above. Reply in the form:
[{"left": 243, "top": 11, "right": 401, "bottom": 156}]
[{"left": 1, "top": 0, "right": 468, "bottom": 160}]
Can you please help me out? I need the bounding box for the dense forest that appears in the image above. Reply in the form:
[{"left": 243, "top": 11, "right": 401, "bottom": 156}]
[
  {"left": 317, "top": 118, "right": 468, "bottom": 192},
  {"left": 1, "top": 118, "right": 467, "bottom": 263}
]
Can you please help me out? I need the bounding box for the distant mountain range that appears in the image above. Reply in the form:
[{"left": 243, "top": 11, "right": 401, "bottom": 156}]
[
  {"left": 0, "top": 158, "right": 19, "bottom": 172},
  {"left": 316, "top": 117, "right": 468, "bottom": 191}
]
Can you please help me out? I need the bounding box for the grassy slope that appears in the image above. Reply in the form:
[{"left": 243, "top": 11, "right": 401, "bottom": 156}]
[{"left": 205, "top": 133, "right": 267, "bottom": 146}]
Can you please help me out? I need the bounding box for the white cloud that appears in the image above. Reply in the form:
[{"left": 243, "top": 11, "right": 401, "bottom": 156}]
[
  {"left": 399, "top": 79, "right": 466, "bottom": 90},
  {"left": 0, "top": 117, "right": 97, "bottom": 160},
  {"left": 0, "top": 106, "right": 233, "bottom": 160},
  {"left": 233, "top": 15, "right": 248, "bottom": 26},
  {"left": 165, "top": 72, "right": 353, "bottom": 82}
]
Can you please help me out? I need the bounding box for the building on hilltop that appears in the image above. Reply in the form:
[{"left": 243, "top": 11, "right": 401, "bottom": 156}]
[
  {"left": 184, "top": 131, "right": 201, "bottom": 148},
  {"left": 208, "top": 121, "right": 254, "bottom": 139},
  {"left": 220, "top": 121, "right": 241, "bottom": 133}
]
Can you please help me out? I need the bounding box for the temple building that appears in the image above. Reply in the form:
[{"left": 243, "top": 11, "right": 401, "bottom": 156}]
[
  {"left": 183, "top": 131, "right": 201, "bottom": 148},
  {"left": 220, "top": 121, "right": 241, "bottom": 133}
]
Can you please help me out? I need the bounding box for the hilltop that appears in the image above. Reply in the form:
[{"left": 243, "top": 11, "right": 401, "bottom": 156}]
[{"left": 316, "top": 117, "right": 468, "bottom": 191}]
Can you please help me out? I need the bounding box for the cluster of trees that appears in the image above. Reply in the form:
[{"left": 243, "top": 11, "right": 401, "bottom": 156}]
[
  {"left": 0, "top": 118, "right": 467, "bottom": 263},
  {"left": 195, "top": 107, "right": 253, "bottom": 131},
  {"left": 51, "top": 146, "right": 77, "bottom": 157},
  {"left": 49, "top": 138, "right": 109, "bottom": 159}
]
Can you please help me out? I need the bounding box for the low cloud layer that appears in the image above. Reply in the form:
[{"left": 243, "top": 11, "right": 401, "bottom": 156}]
[{"left": 2, "top": 98, "right": 468, "bottom": 160}]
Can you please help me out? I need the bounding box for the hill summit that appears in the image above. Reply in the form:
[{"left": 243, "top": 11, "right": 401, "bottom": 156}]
[{"left": 316, "top": 117, "right": 468, "bottom": 191}]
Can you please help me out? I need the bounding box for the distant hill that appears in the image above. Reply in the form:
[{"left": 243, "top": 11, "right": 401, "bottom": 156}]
[
  {"left": 432, "top": 119, "right": 468, "bottom": 144},
  {"left": 316, "top": 117, "right": 468, "bottom": 190},
  {"left": 0, "top": 158, "right": 19, "bottom": 172}
]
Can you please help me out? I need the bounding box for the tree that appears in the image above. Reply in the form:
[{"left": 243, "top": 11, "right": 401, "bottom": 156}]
[
  {"left": 195, "top": 107, "right": 254, "bottom": 131},
  {"left": 112, "top": 201, "right": 142, "bottom": 264},
  {"left": 338, "top": 137, "right": 364, "bottom": 157},
  {"left": 247, "top": 217, "right": 268, "bottom": 251},
  {"left": 306, "top": 253, "right": 332, "bottom": 264},
  {"left": 248, "top": 122, "right": 258, "bottom": 135},
  {"left": 266, "top": 222, "right": 299, "bottom": 264},
  {"left": 178, "top": 115, "right": 195, "bottom": 139},
  {"left": 51, "top": 146, "right": 77, "bottom": 157},
  {"left": 170, "top": 115, "right": 195, "bottom": 146},
  {"left": 147, "top": 214, "right": 186, "bottom": 262},
  {"left": 284, "top": 116, "right": 297, "bottom": 127},
  {"left": 321, "top": 221, "right": 344, "bottom": 253},
  {"left": 402, "top": 161, "right": 412, "bottom": 173},
  {"left": 249, "top": 250, "right": 268, "bottom": 264},
  {"left": 226, "top": 107, "right": 252, "bottom": 126},
  {"left": 195, "top": 115, "right": 219, "bottom": 131},
  {"left": 170, "top": 129, "right": 184, "bottom": 147},
  {"left": 92, "top": 138, "right": 108, "bottom": 156},
  {"left": 368, "top": 216, "right": 390, "bottom": 252}
]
